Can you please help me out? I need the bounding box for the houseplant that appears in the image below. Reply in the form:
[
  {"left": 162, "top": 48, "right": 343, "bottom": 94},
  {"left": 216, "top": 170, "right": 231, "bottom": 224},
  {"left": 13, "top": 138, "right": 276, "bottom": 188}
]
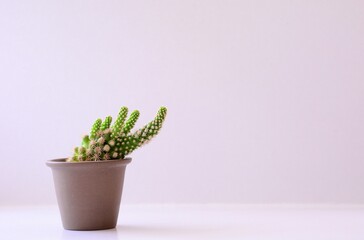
[{"left": 46, "top": 106, "right": 167, "bottom": 230}]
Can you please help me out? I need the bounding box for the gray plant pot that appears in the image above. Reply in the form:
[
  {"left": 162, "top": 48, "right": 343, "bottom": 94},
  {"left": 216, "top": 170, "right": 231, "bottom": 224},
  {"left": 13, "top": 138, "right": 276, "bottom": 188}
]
[{"left": 46, "top": 158, "right": 132, "bottom": 230}]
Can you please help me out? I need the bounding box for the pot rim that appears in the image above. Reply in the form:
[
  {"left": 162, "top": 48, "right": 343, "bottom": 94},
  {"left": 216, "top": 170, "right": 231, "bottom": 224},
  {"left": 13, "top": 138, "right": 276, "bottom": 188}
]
[{"left": 46, "top": 158, "right": 132, "bottom": 168}]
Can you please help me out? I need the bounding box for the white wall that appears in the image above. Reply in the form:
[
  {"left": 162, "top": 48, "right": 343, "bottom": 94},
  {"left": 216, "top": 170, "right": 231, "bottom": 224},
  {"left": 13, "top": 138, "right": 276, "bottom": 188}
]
[{"left": 0, "top": 0, "right": 363, "bottom": 205}]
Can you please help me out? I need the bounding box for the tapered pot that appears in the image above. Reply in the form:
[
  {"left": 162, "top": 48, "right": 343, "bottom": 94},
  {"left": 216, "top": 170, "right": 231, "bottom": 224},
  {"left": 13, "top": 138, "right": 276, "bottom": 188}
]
[{"left": 46, "top": 158, "right": 132, "bottom": 230}]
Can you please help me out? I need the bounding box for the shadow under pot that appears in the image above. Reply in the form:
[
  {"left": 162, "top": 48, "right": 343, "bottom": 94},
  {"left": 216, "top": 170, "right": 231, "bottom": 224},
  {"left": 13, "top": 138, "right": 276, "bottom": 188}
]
[{"left": 46, "top": 158, "right": 132, "bottom": 230}]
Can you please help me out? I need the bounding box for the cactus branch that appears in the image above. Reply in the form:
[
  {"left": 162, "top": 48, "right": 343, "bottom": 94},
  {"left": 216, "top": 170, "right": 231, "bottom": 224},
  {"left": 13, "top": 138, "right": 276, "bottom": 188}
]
[
  {"left": 112, "top": 107, "right": 128, "bottom": 138},
  {"left": 123, "top": 110, "right": 140, "bottom": 135},
  {"left": 90, "top": 119, "right": 102, "bottom": 139},
  {"left": 134, "top": 107, "right": 167, "bottom": 147},
  {"left": 82, "top": 135, "right": 90, "bottom": 148},
  {"left": 100, "top": 116, "right": 112, "bottom": 131}
]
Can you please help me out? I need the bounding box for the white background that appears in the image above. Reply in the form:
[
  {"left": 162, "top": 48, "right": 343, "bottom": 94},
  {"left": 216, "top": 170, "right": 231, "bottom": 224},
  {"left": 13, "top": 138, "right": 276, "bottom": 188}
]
[{"left": 0, "top": 0, "right": 363, "bottom": 205}]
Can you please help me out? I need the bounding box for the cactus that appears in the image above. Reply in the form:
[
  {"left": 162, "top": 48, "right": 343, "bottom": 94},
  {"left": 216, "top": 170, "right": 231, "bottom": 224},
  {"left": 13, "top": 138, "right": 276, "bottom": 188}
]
[{"left": 67, "top": 106, "right": 167, "bottom": 162}]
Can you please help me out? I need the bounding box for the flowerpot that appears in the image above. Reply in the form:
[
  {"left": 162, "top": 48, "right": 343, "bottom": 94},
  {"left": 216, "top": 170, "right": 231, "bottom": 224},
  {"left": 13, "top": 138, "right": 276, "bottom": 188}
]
[{"left": 46, "top": 158, "right": 132, "bottom": 230}]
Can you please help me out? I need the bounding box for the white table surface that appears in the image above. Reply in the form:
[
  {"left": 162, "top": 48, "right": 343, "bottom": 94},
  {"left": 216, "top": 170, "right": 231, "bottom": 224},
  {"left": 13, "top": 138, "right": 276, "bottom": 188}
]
[{"left": 0, "top": 204, "right": 363, "bottom": 240}]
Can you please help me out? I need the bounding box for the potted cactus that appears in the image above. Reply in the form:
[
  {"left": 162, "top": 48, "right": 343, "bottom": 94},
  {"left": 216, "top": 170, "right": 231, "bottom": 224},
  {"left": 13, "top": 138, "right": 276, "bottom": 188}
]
[{"left": 46, "top": 106, "right": 167, "bottom": 230}]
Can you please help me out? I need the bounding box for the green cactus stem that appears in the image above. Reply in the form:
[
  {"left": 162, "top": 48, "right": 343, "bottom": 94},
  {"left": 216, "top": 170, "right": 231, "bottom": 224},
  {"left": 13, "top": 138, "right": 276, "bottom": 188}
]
[
  {"left": 118, "top": 107, "right": 167, "bottom": 158},
  {"left": 90, "top": 119, "right": 102, "bottom": 139},
  {"left": 134, "top": 106, "right": 167, "bottom": 146},
  {"left": 123, "top": 110, "right": 140, "bottom": 135},
  {"left": 82, "top": 135, "right": 90, "bottom": 148},
  {"left": 100, "top": 116, "right": 112, "bottom": 131},
  {"left": 111, "top": 107, "right": 128, "bottom": 138}
]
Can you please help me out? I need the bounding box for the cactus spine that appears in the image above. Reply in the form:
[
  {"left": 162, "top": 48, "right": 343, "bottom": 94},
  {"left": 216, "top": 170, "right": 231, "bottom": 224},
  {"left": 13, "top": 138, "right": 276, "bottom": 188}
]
[{"left": 67, "top": 106, "right": 167, "bottom": 162}]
